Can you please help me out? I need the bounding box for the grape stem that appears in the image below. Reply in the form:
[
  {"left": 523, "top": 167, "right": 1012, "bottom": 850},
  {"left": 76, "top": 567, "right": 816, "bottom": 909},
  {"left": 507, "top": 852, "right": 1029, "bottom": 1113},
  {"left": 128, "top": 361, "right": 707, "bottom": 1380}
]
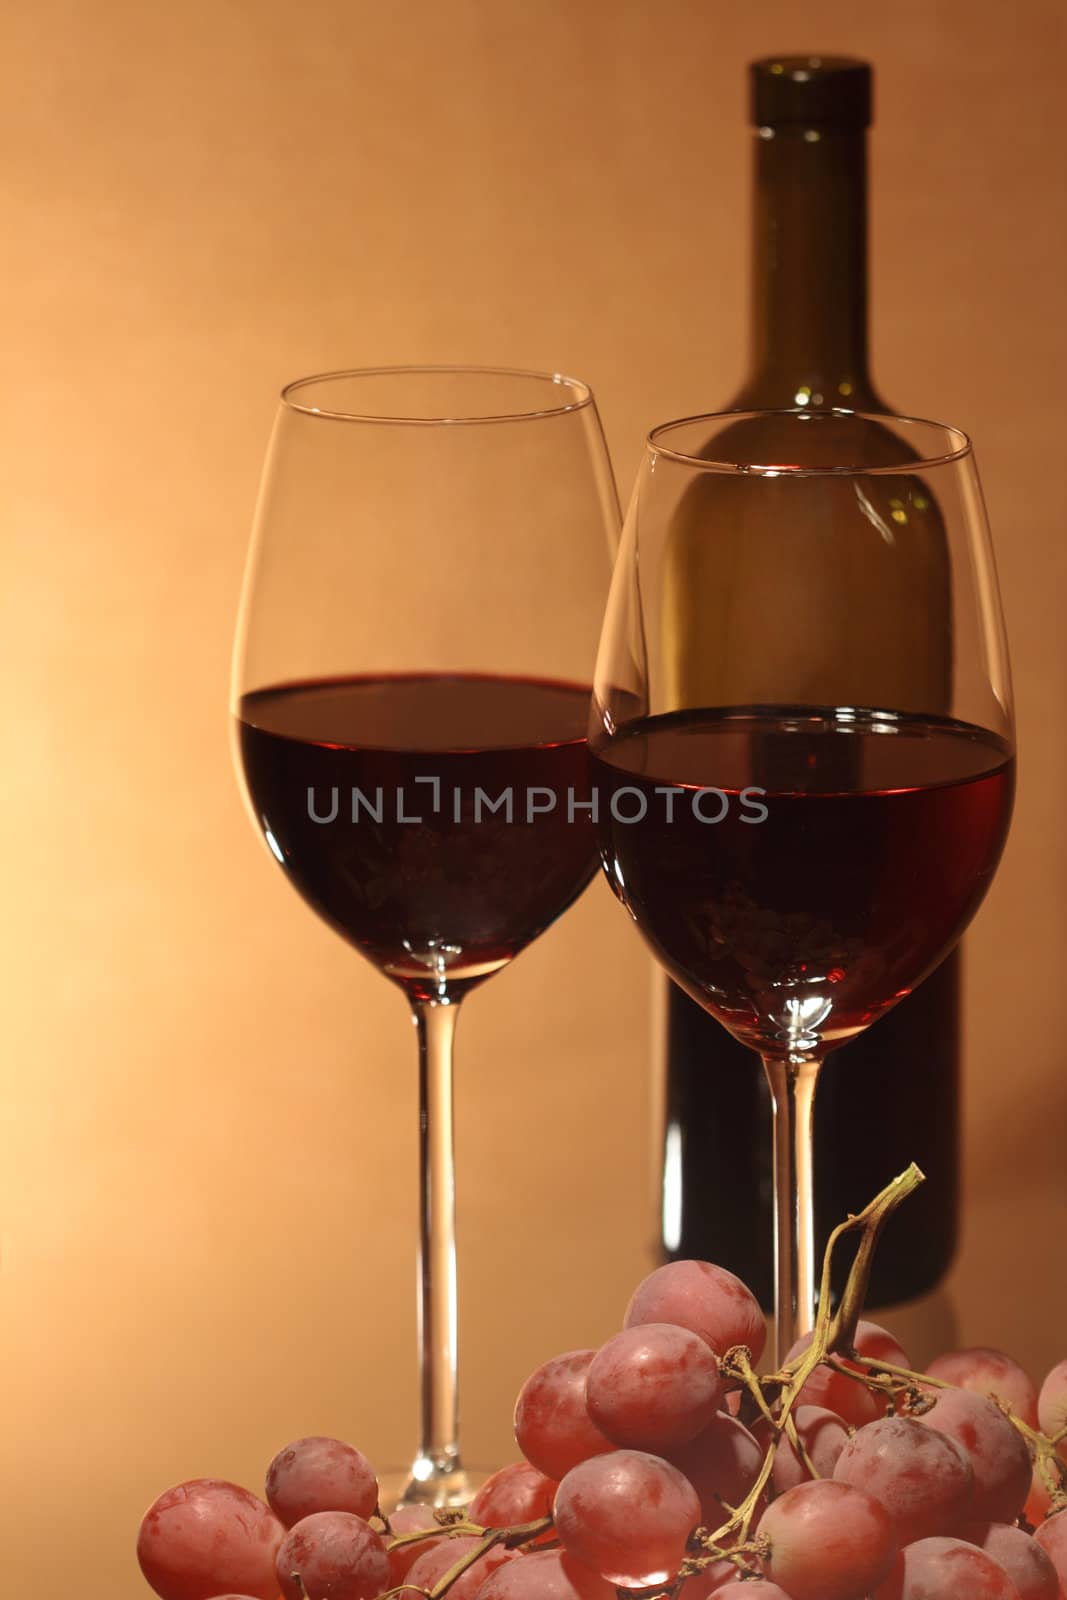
[
  {"left": 379, "top": 1516, "right": 553, "bottom": 1600},
  {"left": 820, "top": 1164, "right": 926, "bottom": 1359},
  {"left": 689, "top": 1163, "right": 927, "bottom": 1561},
  {"left": 783, "top": 1411, "right": 820, "bottom": 1482},
  {"left": 386, "top": 1519, "right": 482, "bottom": 1551}
]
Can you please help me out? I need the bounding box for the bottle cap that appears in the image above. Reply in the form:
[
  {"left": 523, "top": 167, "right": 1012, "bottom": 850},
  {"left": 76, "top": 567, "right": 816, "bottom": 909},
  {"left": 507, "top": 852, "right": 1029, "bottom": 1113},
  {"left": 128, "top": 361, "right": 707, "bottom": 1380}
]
[{"left": 750, "top": 56, "right": 872, "bottom": 129}]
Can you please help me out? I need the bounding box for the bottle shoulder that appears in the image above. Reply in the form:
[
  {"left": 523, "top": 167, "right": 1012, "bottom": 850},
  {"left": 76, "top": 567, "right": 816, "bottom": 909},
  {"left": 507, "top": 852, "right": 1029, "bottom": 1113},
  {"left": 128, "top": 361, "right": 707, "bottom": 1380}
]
[{"left": 727, "top": 374, "right": 892, "bottom": 413}]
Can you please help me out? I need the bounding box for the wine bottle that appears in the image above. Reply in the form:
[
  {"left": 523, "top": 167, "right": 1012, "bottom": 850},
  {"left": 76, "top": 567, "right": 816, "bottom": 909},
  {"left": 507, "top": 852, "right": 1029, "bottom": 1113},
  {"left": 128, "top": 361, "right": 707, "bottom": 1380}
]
[{"left": 660, "top": 55, "right": 960, "bottom": 1310}]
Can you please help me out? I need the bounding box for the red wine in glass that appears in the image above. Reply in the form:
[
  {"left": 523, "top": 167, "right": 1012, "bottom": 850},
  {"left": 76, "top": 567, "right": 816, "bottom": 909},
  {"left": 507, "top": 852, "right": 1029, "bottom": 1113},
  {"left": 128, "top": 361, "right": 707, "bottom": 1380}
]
[
  {"left": 591, "top": 705, "right": 1014, "bottom": 1054},
  {"left": 239, "top": 672, "right": 598, "bottom": 1002}
]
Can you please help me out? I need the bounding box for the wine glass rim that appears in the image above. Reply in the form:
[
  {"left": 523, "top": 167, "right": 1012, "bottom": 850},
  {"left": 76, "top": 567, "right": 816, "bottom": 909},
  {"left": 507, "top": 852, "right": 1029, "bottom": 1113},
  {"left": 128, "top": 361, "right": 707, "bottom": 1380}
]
[
  {"left": 647, "top": 407, "right": 974, "bottom": 474},
  {"left": 279, "top": 365, "right": 594, "bottom": 425}
]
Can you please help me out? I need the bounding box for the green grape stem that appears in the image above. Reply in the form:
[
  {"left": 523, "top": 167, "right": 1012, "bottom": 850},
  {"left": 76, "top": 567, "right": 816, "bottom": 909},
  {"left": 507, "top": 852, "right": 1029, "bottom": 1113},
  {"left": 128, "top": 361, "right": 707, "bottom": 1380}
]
[
  {"left": 688, "top": 1163, "right": 927, "bottom": 1563},
  {"left": 385, "top": 1518, "right": 482, "bottom": 1552},
  {"left": 783, "top": 1410, "right": 820, "bottom": 1481},
  {"left": 378, "top": 1517, "right": 553, "bottom": 1600}
]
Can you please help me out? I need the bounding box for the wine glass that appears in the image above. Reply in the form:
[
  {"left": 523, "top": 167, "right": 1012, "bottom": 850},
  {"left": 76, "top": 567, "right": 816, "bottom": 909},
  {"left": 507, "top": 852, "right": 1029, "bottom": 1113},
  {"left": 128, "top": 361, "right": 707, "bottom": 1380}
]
[
  {"left": 232, "top": 367, "right": 619, "bottom": 1507},
  {"left": 589, "top": 408, "right": 1014, "bottom": 1360}
]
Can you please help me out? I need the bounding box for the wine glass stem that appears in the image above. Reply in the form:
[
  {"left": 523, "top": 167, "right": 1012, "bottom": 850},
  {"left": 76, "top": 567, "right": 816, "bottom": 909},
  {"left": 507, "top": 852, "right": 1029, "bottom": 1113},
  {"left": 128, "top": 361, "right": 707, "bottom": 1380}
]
[
  {"left": 761, "top": 1052, "right": 821, "bottom": 1362},
  {"left": 413, "top": 997, "right": 462, "bottom": 1481}
]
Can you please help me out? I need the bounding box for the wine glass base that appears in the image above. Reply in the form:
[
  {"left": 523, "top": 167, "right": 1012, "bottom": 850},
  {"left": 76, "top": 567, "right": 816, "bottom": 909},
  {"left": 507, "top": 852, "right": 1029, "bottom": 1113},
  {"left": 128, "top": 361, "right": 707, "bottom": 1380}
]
[{"left": 377, "top": 1462, "right": 492, "bottom": 1516}]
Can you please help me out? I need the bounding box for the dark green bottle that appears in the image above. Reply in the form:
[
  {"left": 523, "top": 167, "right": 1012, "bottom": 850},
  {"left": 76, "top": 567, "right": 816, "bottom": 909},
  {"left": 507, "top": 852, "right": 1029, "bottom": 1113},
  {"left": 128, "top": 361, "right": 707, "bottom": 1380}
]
[{"left": 661, "top": 56, "right": 960, "bottom": 1309}]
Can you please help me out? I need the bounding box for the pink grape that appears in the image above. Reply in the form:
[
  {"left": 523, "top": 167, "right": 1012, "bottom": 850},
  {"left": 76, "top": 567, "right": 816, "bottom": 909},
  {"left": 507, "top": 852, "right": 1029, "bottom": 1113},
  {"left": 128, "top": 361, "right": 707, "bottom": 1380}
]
[
  {"left": 275, "top": 1511, "right": 389, "bottom": 1600},
  {"left": 405, "top": 1533, "right": 518, "bottom": 1600},
  {"left": 1033, "top": 1510, "right": 1067, "bottom": 1591},
  {"left": 874, "top": 1535, "right": 1022, "bottom": 1599},
  {"left": 714, "top": 1585, "right": 793, "bottom": 1598},
  {"left": 137, "top": 1479, "right": 286, "bottom": 1600},
  {"left": 833, "top": 1415, "right": 974, "bottom": 1544},
  {"left": 844, "top": 1319, "right": 913, "bottom": 1368},
  {"left": 791, "top": 1362, "right": 881, "bottom": 1427},
  {"left": 1038, "top": 1358, "right": 1067, "bottom": 1443},
  {"left": 266, "top": 1436, "right": 378, "bottom": 1527},
  {"left": 474, "top": 1548, "right": 615, "bottom": 1600},
  {"left": 386, "top": 1503, "right": 445, "bottom": 1582},
  {"left": 469, "top": 1461, "right": 557, "bottom": 1532},
  {"left": 960, "top": 1522, "right": 1062, "bottom": 1600},
  {"left": 919, "top": 1388, "right": 1033, "bottom": 1522},
  {"left": 751, "top": 1405, "right": 849, "bottom": 1495},
  {"left": 1025, "top": 1465, "right": 1056, "bottom": 1528},
  {"left": 786, "top": 1320, "right": 911, "bottom": 1428},
  {"left": 553, "top": 1448, "right": 701, "bottom": 1586},
  {"left": 926, "top": 1347, "right": 1040, "bottom": 1426},
  {"left": 586, "top": 1322, "right": 723, "bottom": 1451},
  {"left": 664, "top": 1412, "right": 764, "bottom": 1527},
  {"left": 514, "top": 1350, "right": 614, "bottom": 1481},
  {"left": 624, "top": 1260, "right": 766, "bottom": 1367},
  {"left": 757, "top": 1479, "right": 897, "bottom": 1600}
]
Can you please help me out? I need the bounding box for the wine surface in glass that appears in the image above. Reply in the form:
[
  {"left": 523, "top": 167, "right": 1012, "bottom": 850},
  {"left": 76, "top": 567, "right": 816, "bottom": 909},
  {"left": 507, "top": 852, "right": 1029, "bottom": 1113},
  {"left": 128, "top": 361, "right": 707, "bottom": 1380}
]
[
  {"left": 239, "top": 673, "right": 597, "bottom": 1002},
  {"left": 592, "top": 707, "right": 1013, "bottom": 1055}
]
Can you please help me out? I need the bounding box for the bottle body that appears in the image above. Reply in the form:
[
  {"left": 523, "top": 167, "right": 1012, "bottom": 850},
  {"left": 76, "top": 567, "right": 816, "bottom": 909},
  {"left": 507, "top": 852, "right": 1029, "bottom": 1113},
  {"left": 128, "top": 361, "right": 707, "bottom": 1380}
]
[{"left": 660, "top": 56, "right": 960, "bottom": 1308}]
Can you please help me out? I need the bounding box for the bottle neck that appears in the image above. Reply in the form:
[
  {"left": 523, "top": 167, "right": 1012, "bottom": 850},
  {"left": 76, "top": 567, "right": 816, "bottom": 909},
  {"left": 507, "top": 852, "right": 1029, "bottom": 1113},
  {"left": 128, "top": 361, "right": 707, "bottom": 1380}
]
[{"left": 733, "top": 125, "right": 885, "bottom": 411}]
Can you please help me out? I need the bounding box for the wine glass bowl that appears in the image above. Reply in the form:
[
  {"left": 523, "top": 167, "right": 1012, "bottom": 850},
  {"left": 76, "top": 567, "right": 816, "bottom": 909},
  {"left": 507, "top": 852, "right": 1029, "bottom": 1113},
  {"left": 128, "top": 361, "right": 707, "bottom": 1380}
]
[
  {"left": 238, "top": 671, "right": 598, "bottom": 1003},
  {"left": 593, "top": 701, "right": 1012, "bottom": 1053},
  {"left": 232, "top": 367, "right": 618, "bottom": 1506},
  {"left": 591, "top": 407, "right": 1014, "bottom": 1356}
]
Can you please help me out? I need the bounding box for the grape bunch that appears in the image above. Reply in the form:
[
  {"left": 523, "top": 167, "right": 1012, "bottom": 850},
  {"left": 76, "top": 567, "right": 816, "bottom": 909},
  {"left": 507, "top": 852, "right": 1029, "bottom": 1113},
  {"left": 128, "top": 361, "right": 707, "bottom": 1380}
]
[{"left": 137, "top": 1182, "right": 1067, "bottom": 1600}]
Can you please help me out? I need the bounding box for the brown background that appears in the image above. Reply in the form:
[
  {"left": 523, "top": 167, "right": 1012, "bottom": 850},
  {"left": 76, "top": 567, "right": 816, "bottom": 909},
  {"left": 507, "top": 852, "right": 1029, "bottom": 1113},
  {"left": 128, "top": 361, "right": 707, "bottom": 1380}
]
[{"left": 3, "top": 1, "right": 1065, "bottom": 1594}]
